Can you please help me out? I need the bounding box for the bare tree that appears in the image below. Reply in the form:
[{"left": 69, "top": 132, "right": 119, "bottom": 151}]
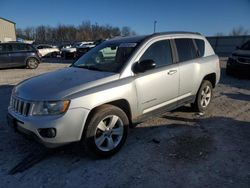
[
  {"left": 16, "top": 21, "right": 134, "bottom": 43},
  {"left": 229, "top": 26, "right": 249, "bottom": 36},
  {"left": 215, "top": 32, "right": 225, "bottom": 36}
]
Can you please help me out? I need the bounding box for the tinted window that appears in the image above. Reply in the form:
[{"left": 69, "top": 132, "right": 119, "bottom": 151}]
[
  {"left": 195, "top": 39, "right": 205, "bottom": 57},
  {"left": 0, "top": 44, "right": 12, "bottom": 52},
  {"left": 24, "top": 44, "right": 34, "bottom": 51},
  {"left": 12, "top": 44, "right": 25, "bottom": 51},
  {"left": 175, "top": 39, "right": 197, "bottom": 62},
  {"left": 240, "top": 40, "right": 250, "bottom": 50},
  {"left": 140, "top": 40, "right": 173, "bottom": 67}
]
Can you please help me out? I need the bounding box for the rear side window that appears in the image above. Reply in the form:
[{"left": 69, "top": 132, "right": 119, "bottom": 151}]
[
  {"left": 11, "top": 44, "right": 34, "bottom": 51},
  {"left": 175, "top": 38, "right": 197, "bottom": 62},
  {"left": 140, "top": 40, "right": 173, "bottom": 68},
  {"left": 25, "top": 44, "right": 34, "bottom": 51},
  {"left": 12, "top": 44, "right": 25, "bottom": 51},
  {"left": 194, "top": 39, "right": 205, "bottom": 57}
]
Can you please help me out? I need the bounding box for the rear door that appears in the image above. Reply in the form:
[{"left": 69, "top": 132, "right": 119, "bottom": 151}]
[
  {"left": 0, "top": 44, "right": 12, "bottom": 68},
  {"left": 174, "top": 38, "right": 199, "bottom": 99},
  {"left": 10, "top": 43, "right": 28, "bottom": 67}
]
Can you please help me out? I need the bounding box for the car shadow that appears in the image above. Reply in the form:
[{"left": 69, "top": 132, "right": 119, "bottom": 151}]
[
  {"left": 221, "top": 92, "right": 250, "bottom": 102},
  {"left": 219, "top": 67, "right": 250, "bottom": 90},
  {"left": 5, "top": 114, "right": 250, "bottom": 176}
]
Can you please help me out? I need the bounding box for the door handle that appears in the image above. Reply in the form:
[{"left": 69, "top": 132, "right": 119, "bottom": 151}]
[{"left": 167, "top": 70, "right": 177, "bottom": 75}]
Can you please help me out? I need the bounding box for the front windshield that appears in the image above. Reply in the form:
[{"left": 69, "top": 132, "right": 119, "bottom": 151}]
[
  {"left": 240, "top": 41, "right": 250, "bottom": 50},
  {"left": 73, "top": 42, "right": 137, "bottom": 73}
]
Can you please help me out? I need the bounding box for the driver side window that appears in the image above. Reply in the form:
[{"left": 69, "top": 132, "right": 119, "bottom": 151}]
[{"left": 140, "top": 40, "right": 173, "bottom": 68}]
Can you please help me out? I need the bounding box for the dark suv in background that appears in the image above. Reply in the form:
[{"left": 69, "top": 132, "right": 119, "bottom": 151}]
[
  {"left": 226, "top": 40, "right": 250, "bottom": 76},
  {"left": 0, "top": 42, "right": 41, "bottom": 69}
]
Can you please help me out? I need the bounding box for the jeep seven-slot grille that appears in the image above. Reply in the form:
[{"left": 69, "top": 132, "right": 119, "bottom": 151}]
[{"left": 10, "top": 97, "right": 31, "bottom": 116}]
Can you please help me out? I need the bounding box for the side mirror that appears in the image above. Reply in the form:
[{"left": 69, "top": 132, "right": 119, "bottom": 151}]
[{"left": 133, "top": 59, "right": 156, "bottom": 73}]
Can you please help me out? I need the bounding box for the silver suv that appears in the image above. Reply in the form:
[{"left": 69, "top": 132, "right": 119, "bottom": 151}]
[{"left": 8, "top": 32, "right": 220, "bottom": 157}]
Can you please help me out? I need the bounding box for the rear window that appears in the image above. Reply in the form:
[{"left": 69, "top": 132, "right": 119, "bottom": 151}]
[
  {"left": 194, "top": 39, "right": 205, "bottom": 57},
  {"left": 175, "top": 38, "right": 197, "bottom": 62}
]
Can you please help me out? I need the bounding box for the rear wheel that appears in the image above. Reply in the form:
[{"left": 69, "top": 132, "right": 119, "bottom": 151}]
[
  {"left": 26, "top": 58, "right": 39, "bottom": 69},
  {"left": 192, "top": 80, "right": 213, "bottom": 112},
  {"left": 82, "top": 105, "right": 129, "bottom": 158}
]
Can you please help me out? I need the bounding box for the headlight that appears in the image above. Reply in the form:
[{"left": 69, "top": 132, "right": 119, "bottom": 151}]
[{"left": 32, "top": 100, "right": 70, "bottom": 116}]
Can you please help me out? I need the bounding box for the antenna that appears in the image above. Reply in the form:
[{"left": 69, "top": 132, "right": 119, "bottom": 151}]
[{"left": 153, "top": 21, "right": 157, "bottom": 33}]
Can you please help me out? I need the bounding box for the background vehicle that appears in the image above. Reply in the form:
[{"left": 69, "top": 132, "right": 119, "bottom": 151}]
[
  {"left": 76, "top": 42, "right": 96, "bottom": 59},
  {"left": 0, "top": 42, "right": 41, "bottom": 69},
  {"left": 61, "top": 42, "right": 87, "bottom": 59},
  {"left": 36, "top": 44, "right": 60, "bottom": 58},
  {"left": 226, "top": 40, "right": 250, "bottom": 77},
  {"left": 8, "top": 32, "right": 220, "bottom": 157}
]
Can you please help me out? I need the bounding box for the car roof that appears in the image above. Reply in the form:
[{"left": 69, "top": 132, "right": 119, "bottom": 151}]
[{"left": 108, "top": 31, "right": 202, "bottom": 44}]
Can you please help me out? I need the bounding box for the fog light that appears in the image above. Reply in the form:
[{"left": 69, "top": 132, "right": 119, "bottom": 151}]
[{"left": 38, "top": 128, "right": 56, "bottom": 138}]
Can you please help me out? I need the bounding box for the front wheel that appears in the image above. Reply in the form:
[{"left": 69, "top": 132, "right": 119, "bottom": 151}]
[
  {"left": 82, "top": 105, "right": 129, "bottom": 158},
  {"left": 192, "top": 80, "right": 213, "bottom": 112},
  {"left": 26, "top": 58, "right": 39, "bottom": 69}
]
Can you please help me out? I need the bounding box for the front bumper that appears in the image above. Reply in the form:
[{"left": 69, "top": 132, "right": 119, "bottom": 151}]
[{"left": 7, "top": 107, "right": 90, "bottom": 148}]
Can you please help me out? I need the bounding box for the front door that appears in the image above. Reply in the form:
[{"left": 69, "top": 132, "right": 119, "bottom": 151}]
[{"left": 134, "top": 39, "right": 179, "bottom": 114}]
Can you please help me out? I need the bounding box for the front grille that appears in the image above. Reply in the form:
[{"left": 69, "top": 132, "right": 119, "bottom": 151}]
[{"left": 10, "top": 96, "right": 31, "bottom": 116}]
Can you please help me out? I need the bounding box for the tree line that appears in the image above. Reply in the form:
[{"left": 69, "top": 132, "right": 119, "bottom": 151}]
[
  {"left": 16, "top": 21, "right": 136, "bottom": 43},
  {"left": 215, "top": 26, "right": 249, "bottom": 36}
]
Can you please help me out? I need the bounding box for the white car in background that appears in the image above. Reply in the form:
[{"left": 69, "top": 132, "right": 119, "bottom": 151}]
[
  {"left": 61, "top": 42, "right": 94, "bottom": 59},
  {"left": 36, "top": 44, "right": 60, "bottom": 57}
]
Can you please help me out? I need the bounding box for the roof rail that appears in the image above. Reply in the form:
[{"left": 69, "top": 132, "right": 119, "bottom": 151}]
[{"left": 150, "top": 31, "right": 202, "bottom": 37}]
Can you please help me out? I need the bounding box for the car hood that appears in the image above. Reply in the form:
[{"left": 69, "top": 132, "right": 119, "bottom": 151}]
[
  {"left": 232, "top": 50, "right": 250, "bottom": 57},
  {"left": 14, "top": 67, "right": 119, "bottom": 101}
]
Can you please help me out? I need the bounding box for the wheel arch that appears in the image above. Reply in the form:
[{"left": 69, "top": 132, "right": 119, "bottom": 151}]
[
  {"left": 25, "top": 56, "right": 40, "bottom": 65},
  {"left": 202, "top": 73, "right": 216, "bottom": 88},
  {"left": 81, "top": 99, "right": 132, "bottom": 140}
]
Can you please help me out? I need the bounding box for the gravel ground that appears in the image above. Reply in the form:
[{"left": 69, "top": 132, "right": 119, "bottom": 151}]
[{"left": 0, "top": 58, "right": 249, "bottom": 188}]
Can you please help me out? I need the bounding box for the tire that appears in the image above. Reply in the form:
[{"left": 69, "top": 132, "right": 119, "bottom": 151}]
[
  {"left": 82, "top": 105, "right": 129, "bottom": 158},
  {"left": 191, "top": 80, "right": 213, "bottom": 112},
  {"left": 26, "top": 57, "right": 39, "bottom": 69}
]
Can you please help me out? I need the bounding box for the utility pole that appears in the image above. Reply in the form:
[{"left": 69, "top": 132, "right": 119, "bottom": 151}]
[{"left": 153, "top": 20, "right": 157, "bottom": 33}]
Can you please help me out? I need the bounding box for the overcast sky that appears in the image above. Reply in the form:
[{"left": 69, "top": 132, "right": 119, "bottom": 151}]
[{"left": 1, "top": 0, "right": 249, "bottom": 36}]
